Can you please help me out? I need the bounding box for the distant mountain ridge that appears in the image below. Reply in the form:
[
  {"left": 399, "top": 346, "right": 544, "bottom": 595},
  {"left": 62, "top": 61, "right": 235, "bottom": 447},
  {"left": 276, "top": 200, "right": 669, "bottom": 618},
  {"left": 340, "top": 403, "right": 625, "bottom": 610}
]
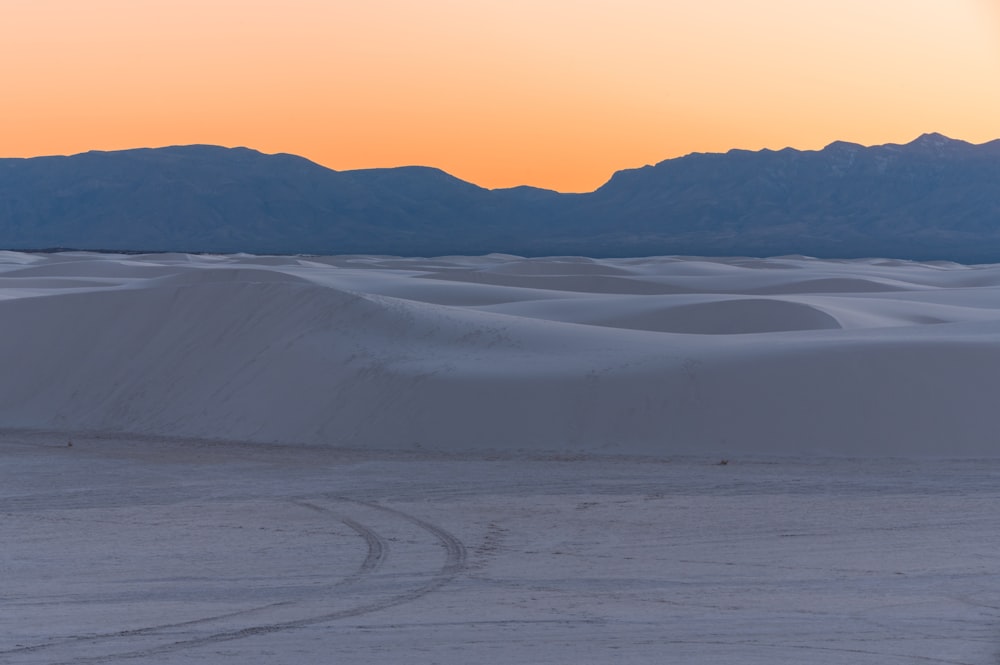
[{"left": 2, "top": 133, "right": 1000, "bottom": 260}]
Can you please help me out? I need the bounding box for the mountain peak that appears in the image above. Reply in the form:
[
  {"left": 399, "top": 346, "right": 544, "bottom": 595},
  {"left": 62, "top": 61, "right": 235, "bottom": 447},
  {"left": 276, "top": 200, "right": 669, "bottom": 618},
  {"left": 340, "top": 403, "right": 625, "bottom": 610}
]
[
  {"left": 906, "top": 132, "right": 960, "bottom": 149},
  {"left": 823, "top": 140, "right": 864, "bottom": 153}
]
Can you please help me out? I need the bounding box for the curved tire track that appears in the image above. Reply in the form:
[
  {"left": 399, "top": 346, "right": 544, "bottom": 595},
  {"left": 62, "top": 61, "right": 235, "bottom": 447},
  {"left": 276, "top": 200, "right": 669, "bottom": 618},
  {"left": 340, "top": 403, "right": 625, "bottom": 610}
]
[
  {"left": 32, "top": 497, "right": 465, "bottom": 664},
  {"left": 2, "top": 499, "right": 389, "bottom": 663},
  {"left": 340, "top": 497, "right": 467, "bottom": 581},
  {"left": 292, "top": 500, "right": 388, "bottom": 580}
]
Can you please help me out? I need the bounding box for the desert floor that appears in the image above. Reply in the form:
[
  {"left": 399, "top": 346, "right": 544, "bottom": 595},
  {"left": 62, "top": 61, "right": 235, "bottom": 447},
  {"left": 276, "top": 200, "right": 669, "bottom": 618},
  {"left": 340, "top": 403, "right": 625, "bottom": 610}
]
[{"left": 4, "top": 431, "right": 1000, "bottom": 664}]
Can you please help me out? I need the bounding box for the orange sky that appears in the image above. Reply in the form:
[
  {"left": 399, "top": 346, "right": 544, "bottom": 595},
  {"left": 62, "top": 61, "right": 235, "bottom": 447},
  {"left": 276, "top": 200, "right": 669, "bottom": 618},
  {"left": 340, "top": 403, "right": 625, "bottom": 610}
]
[{"left": 3, "top": 0, "right": 1000, "bottom": 192}]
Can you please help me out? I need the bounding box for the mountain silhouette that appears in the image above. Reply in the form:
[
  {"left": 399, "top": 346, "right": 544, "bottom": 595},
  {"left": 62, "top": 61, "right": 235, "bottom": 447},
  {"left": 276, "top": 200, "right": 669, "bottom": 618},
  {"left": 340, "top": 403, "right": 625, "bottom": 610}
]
[{"left": 2, "top": 134, "right": 1000, "bottom": 260}]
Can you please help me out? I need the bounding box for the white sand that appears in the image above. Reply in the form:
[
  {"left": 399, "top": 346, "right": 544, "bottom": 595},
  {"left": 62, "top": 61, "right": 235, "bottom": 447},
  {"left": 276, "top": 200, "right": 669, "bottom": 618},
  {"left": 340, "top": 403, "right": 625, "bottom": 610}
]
[
  {"left": 0, "top": 251, "right": 999, "bottom": 456},
  {"left": 4, "top": 436, "right": 1000, "bottom": 664},
  {"left": 5, "top": 253, "right": 1000, "bottom": 663}
]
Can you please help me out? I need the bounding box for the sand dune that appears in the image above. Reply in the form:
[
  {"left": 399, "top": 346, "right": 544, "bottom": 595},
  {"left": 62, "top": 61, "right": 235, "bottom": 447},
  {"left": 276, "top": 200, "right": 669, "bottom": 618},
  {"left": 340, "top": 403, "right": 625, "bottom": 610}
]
[
  {"left": 1, "top": 252, "right": 999, "bottom": 456},
  {"left": 478, "top": 295, "right": 845, "bottom": 334}
]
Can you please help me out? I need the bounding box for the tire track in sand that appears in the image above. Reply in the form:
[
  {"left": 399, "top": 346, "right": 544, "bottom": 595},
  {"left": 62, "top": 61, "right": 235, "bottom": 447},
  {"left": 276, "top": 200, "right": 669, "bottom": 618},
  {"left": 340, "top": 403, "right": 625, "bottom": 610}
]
[
  {"left": 35, "top": 498, "right": 465, "bottom": 664},
  {"left": 2, "top": 499, "right": 389, "bottom": 663}
]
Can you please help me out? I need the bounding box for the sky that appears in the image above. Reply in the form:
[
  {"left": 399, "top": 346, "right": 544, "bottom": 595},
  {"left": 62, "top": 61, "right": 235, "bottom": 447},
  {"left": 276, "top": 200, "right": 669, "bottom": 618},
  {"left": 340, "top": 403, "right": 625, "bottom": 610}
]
[{"left": 2, "top": 0, "right": 999, "bottom": 192}]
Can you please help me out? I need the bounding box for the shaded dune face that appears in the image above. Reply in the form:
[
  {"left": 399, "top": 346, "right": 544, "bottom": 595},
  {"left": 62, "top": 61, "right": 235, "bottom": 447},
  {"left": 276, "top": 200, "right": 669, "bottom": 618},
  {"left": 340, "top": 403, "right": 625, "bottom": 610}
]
[
  {"left": 587, "top": 298, "right": 843, "bottom": 334},
  {"left": 2, "top": 252, "right": 1000, "bottom": 456},
  {"left": 418, "top": 270, "right": 691, "bottom": 295},
  {"left": 481, "top": 258, "right": 635, "bottom": 277}
]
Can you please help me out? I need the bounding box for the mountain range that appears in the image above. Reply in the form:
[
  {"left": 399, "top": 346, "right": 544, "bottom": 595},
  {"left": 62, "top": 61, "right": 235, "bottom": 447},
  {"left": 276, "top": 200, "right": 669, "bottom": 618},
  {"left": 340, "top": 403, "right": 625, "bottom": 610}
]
[{"left": 2, "top": 133, "right": 999, "bottom": 260}]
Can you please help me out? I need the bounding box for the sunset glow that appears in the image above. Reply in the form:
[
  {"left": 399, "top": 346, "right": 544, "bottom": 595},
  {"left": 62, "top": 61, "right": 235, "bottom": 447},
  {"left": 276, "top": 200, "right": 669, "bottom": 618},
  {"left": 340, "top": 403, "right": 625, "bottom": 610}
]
[{"left": 3, "top": 0, "right": 999, "bottom": 191}]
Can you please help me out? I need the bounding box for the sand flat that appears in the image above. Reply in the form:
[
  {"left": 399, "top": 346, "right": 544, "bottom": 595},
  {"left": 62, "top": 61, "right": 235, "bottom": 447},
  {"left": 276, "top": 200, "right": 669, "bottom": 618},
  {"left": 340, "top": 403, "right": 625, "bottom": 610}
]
[{"left": 3, "top": 434, "right": 1000, "bottom": 664}]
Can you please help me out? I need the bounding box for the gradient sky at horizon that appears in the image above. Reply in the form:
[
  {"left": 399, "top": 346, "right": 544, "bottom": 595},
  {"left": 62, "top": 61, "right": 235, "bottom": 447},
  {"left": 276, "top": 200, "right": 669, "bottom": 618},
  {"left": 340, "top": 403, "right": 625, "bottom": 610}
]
[{"left": 3, "top": 0, "right": 999, "bottom": 192}]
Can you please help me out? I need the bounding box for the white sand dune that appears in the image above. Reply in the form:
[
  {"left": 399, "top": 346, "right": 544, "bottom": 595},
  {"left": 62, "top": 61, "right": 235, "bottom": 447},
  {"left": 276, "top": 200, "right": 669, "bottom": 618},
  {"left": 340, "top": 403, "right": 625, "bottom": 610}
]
[
  {"left": 478, "top": 295, "right": 846, "bottom": 333},
  {"left": 2, "top": 252, "right": 1000, "bottom": 456}
]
